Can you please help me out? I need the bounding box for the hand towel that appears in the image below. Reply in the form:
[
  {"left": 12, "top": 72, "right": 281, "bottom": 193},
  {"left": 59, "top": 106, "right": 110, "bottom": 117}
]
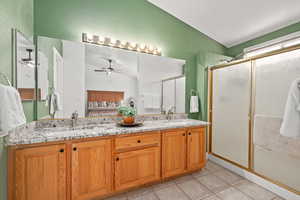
[
  {"left": 0, "top": 84, "right": 26, "bottom": 133},
  {"left": 280, "top": 78, "right": 300, "bottom": 138},
  {"left": 190, "top": 96, "right": 199, "bottom": 113},
  {"left": 49, "top": 92, "right": 62, "bottom": 116}
]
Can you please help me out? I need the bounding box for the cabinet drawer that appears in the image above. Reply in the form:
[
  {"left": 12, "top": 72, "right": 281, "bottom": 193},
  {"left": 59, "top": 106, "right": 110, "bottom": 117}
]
[{"left": 115, "top": 132, "right": 160, "bottom": 151}]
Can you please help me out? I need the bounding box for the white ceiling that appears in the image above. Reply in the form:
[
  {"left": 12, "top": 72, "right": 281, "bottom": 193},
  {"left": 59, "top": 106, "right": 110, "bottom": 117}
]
[{"left": 148, "top": 0, "right": 300, "bottom": 47}]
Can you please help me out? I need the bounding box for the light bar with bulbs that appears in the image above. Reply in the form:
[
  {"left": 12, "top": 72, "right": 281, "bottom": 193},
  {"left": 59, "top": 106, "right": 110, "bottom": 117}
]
[{"left": 82, "top": 33, "right": 162, "bottom": 56}]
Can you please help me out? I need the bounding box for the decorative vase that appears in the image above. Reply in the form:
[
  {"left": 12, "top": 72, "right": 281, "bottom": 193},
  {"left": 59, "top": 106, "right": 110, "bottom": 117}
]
[{"left": 123, "top": 116, "right": 135, "bottom": 124}]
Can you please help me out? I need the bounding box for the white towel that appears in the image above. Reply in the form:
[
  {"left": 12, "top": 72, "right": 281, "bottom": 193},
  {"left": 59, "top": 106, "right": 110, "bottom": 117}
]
[
  {"left": 280, "top": 78, "right": 300, "bottom": 138},
  {"left": 49, "top": 92, "right": 62, "bottom": 116},
  {"left": 0, "top": 84, "right": 26, "bottom": 132},
  {"left": 190, "top": 96, "right": 199, "bottom": 113}
]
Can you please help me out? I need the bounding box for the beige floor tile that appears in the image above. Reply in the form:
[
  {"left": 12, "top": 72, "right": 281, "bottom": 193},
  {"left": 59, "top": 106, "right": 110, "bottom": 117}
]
[
  {"left": 152, "top": 180, "right": 176, "bottom": 191},
  {"left": 196, "top": 174, "right": 230, "bottom": 193},
  {"left": 128, "top": 193, "right": 158, "bottom": 200},
  {"left": 154, "top": 185, "right": 189, "bottom": 200},
  {"left": 216, "top": 187, "right": 252, "bottom": 200},
  {"left": 205, "top": 161, "right": 224, "bottom": 172},
  {"left": 177, "top": 179, "right": 213, "bottom": 200},
  {"left": 192, "top": 168, "right": 211, "bottom": 178},
  {"left": 235, "top": 181, "right": 276, "bottom": 200},
  {"left": 173, "top": 174, "right": 195, "bottom": 184},
  {"left": 127, "top": 186, "right": 153, "bottom": 199},
  {"left": 203, "top": 195, "right": 222, "bottom": 200},
  {"left": 213, "top": 169, "right": 243, "bottom": 185}
]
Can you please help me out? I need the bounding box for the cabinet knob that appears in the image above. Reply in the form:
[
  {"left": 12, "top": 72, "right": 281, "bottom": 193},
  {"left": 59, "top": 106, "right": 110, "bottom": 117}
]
[
  {"left": 59, "top": 149, "right": 64, "bottom": 153},
  {"left": 73, "top": 147, "right": 77, "bottom": 151},
  {"left": 137, "top": 140, "right": 141, "bottom": 143},
  {"left": 116, "top": 157, "right": 119, "bottom": 161},
  {"left": 188, "top": 132, "right": 191, "bottom": 135},
  {"left": 183, "top": 133, "right": 186, "bottom": 136}
]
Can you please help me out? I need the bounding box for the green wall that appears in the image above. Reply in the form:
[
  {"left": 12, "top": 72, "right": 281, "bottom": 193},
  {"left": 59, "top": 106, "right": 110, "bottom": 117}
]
[
  {"left": 34, "top": 0, "right": 227, "bottom": 119},
  {"left": 227, "top": 21, "right": 300, "bottom": 57},
  {"left": 0, "top": 0, "right": 34, "bottom": 199}
]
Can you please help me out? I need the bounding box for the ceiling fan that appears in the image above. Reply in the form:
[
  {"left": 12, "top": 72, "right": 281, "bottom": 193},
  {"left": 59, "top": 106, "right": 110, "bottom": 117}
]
[
  {"left": 93, "top": 58, "right": 122, "bottom": 76},
  {"left": 94, "top": 59, "right": 121, "bottom": 75},
  {"left": 92, "top": 58, "right": 139, "bottom": 79}
]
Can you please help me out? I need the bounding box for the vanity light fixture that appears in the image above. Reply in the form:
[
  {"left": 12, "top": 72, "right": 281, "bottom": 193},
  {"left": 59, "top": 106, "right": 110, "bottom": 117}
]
[{"left": 82, "top": 33, "right": 162, "bottom": 56}]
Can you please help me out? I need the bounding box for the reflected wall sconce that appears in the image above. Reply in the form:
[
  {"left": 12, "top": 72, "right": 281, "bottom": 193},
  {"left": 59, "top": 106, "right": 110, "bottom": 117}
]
[
  {"left": 82, "top": 33, "right": 162, "bottom": 56},
  {"left": 20, "top": 48, "right": 36, "bottom": 68}
]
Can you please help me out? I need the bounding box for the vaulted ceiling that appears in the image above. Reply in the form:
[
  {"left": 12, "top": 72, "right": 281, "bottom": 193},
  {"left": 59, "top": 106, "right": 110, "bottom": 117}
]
[{"left": 148, "top": 0, "right": 300, "bottom": 47}]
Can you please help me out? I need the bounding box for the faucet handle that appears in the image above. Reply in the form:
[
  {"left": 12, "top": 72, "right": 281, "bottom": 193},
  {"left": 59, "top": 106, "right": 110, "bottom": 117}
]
[{"left": 71, "top": 111, "right": 78, "bottom": 119}]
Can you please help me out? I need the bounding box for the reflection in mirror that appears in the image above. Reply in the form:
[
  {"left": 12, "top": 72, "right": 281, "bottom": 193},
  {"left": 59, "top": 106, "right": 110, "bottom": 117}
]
[
  {"left": 37, "top": 37, "right": 63, "bottom": 119},
  {"left": 15, "top": 31, "right": 36, "bottom": 101},
  {"left": 86, "top": 44, "right": 138, "bottom": 117},
  {"left": 37, "top": 36, "right": 186, "bottom": 120}
]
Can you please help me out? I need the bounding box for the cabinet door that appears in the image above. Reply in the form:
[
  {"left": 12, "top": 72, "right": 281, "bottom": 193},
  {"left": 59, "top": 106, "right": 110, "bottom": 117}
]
[
  {"left": 115, "top": 147, "right": 160, "bottom": 191},
  {"left": 72, "top": 139, "right": 112, "bottom": 200},
  {"left": 162, "top": 129, "right": 187, "bottom": 178},
  {"left": 187, "top": 128, "right": 206, "bottom": 171},
  {"left": 15, "top": 144, "right": 67, "bottom": 200}
]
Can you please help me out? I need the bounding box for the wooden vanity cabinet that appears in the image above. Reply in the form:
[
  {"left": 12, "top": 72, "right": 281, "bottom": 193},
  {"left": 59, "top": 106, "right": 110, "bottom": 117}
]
[
  {"left": 9, "top": 126, "right": 206, "bottom": 200},
  {"left": 114, "top": 147, "right": 160, "bottom": 191},
  {"left": 162, "top": 127, "right": 206, "bottom": 178},
  {"left": 114, "top": 132, "right": 161, "bottom": 191},
  {"left": 71, "top": 139, "right": 112, "bottom": 200},
  {"left": 12, "top": 144, "right": 67, "bottom": 200},
  {"left": 162, "top": 129, "right": 187, "bottom": 178},
  {"left": 187, "top": 128, "right": 206, "bottom": 170}
]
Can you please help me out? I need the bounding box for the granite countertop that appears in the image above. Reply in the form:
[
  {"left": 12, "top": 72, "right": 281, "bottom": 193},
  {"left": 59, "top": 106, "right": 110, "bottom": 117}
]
[{"left": 5, "top": 119, "right": 209, "bottom": 146}]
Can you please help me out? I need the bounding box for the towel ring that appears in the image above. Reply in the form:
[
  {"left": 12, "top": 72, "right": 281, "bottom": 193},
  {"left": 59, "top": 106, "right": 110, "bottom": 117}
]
[
  {"left": 0, "top": 72, "right": 12, "bottom": 86},
  {"left": 190, "top": 89, "right": 198, "bottom": 96}
]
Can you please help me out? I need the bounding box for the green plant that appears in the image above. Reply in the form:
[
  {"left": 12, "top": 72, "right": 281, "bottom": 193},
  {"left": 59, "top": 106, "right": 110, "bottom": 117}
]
[{"left": 117, "top": 106, "right": 136, "bottom": 117}]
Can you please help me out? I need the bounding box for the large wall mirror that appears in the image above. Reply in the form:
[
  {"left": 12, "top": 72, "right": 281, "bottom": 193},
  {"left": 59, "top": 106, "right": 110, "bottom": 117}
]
[
  {"left": 15, "top": 30, "right": 36, "bottom": 101},
  {"left": 37, "top": 36, "right": 186, "bottom": 120},
  {"left": 12, "top": 30, "right": 37, "bottom": 122}
]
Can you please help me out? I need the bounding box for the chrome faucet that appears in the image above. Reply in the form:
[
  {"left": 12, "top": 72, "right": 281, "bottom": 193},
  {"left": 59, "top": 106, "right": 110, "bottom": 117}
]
[
  {"left": 166, "top": 106, "right": 175, "bottom": 120},
  {"left": 71, "top": 111, "right": 79, "bottom": 128}
]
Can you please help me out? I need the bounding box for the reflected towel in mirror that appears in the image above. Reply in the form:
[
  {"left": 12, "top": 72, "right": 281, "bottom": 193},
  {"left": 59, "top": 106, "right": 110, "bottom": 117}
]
[{"left": 49, "top": 91, "right": 62, "bottom": 116}]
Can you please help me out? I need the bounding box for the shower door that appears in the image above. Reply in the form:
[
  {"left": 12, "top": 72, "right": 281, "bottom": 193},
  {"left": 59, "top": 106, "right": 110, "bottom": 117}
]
[
  {"left": 253, "top": 48, "right": 300, "bottom": 192},
  {"left": 211, "top": 61, "right": 252, "bottom": 168}
]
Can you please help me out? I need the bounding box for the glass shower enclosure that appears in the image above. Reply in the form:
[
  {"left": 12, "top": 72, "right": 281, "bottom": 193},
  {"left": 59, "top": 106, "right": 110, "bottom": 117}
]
[{"left": 209, "top": 46, "right": 300, "bottom": 195}]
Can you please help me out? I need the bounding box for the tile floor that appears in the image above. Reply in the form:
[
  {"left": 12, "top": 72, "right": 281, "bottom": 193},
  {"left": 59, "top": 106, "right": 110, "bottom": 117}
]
[{"left": 104, "top": 161, "right": 285, "bottom": 200}]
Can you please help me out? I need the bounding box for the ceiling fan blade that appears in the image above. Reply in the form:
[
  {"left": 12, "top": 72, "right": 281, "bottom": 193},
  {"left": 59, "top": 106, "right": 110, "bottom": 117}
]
[{"left": 94, "top": 69, "right": 107, "bottom": 72}]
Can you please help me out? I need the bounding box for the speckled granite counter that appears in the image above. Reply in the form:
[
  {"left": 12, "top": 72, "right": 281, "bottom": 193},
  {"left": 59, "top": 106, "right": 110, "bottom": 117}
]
[{"left": 5, "top": 119, "right": 209, "bottom": 146}]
